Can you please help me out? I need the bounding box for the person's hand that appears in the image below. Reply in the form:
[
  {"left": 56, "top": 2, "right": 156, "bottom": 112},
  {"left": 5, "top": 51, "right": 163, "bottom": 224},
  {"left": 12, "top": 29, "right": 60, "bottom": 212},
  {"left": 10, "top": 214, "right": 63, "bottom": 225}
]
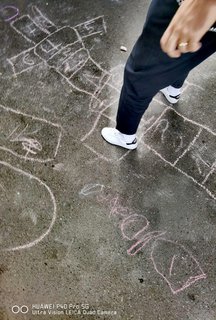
[{"left": 160, "top": 0, "right": 216, "bottom": 58}]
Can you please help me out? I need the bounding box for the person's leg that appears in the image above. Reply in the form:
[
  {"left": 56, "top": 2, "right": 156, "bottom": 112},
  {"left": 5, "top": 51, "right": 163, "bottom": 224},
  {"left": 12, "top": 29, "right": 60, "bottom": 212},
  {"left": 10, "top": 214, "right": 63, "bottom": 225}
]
[
  {"left": 102, "top": 0, "right": 216, "bottom": 148},
  {"left": 160, "top": 71, "right": 189, "bottom": 104}
]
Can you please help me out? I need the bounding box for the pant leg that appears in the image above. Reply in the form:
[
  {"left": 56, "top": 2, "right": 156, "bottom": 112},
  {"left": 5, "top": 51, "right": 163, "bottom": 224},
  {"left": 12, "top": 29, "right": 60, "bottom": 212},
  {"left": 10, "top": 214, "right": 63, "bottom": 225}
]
[
  {"left": 171, "top": 73, "right": 189, "bottom": 89},
  {"left": 116, "top": 0, "right": 216, "bottom": 135}
]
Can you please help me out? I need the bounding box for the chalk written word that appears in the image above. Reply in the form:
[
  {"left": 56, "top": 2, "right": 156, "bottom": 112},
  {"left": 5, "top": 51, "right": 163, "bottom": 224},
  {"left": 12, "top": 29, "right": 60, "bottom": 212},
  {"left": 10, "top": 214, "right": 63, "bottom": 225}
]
[
  {"left": 80, "top": 185, "right": 207, "bottom": 294},
  {"left": 0, "top": 104, "right": 62, "bottom": 162}
]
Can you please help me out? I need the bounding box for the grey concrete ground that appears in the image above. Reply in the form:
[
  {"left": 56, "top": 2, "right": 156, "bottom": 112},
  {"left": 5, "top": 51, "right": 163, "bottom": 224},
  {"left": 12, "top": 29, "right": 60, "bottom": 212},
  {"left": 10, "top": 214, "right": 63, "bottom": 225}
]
[{"left": 0, "top": 0, "right": 216, "bottom": 319}]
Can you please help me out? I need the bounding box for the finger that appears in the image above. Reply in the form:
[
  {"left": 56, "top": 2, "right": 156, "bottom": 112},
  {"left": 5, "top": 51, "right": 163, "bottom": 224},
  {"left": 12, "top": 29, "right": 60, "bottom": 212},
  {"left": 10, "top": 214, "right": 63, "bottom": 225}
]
[
  {"left": 160, "top": 26, "right": 173, "bottom": 52},
  {"left": 161, "top": 31, "right": 181, "bottom": 58},
  {"left": 177, "top": 40, "right": 190, "bottom": 53},
  {"left": 186, "top": 41, "right": 202, "bottom": 53}
]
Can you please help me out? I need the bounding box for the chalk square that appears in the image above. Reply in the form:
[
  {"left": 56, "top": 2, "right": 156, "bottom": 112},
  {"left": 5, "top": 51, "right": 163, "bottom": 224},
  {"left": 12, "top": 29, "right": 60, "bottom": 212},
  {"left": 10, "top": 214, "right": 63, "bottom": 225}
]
[
  {"left": 58, "top": 49, "right": 89, "bottom": 79},
  {"left": 143, "top": 108, "right": 200, "bottom": 164},
  {"left": 74, "top": 16, "right": 106, "bottom": 39},
  {"left": 12, "top": 15, "right": 48, "bottom": 43},
  {"left": 48, "top": 41, "right": 84, "bottom": 69},
  {"left": 68, "top": 59, "right": 109, "bottom": 96},
  {"left": 33, "top": 10, "right": 57, "bottom": 34},
  {"left": 8, "top": 48, "right": 42, "bottom": 75},
  {"left": 35, "top": 27, "right": 78, "bottom": 61},
  {"left": 203, "top": 169, "right": 216, "bottom": 197},
  {"left": 176, "top": 129, "right": 216, "bottom": 184},
  {"left": 0, "top": 105, "right": 62, "bottom": 162}
]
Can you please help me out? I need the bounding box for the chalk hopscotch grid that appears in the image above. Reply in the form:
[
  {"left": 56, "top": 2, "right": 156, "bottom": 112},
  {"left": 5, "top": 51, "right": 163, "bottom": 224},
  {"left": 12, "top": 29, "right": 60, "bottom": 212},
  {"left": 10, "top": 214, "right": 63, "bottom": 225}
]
[
  {"left": 1, "top": 5, "right": 214, "bottom": 298},
  {"left": 137, "top": 104, "right": 216, "bottom": 200},
  {"left": 7, "top": 7, "right": 120, "bottom": 140},
  {"left": 2, "top": 7, "right": 215, "bottom": 261}
]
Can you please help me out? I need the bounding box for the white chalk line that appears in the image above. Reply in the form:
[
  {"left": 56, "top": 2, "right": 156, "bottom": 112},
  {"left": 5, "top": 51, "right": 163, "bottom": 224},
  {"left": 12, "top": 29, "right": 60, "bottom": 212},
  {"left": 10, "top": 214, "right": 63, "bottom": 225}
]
[
  {"left": 34, "top": 25, "right": 75, "bottom": 46},
  {"left": 0, "top": 147, "right": 54, "bottom": 163},
  {"left": 0, "top": 104, "right": 63, "bottom": 161},
  {"left": 152, "top": 118, "right": 169, "bottom": 144},
  {"left": 0, "top": 182, "right": 6, "bottom": 193},
  {"left": 153, "top": 96, "right": 170, "bottom": 107},
  {"left": 81, "top": 108, "right": 108, "bottom": 142},
  {"left": 8, "top": 60, "right": 42, "bottom": 77},
  {"left": 83, "top": 143, "right": 112, "bottom": 162},
  {"left": 54, "top": 130, "right": 63, "bottom": 158},
  {"left": 79, "top": 183, "right": 104, "bottom": 196},
  {"left": 89, "top": 72, "right": 112, "bottom": 103},
  {"left": 31, "top": 6, "right": 57, "bottom": 34},
  {"left": 169, "top": 254, "right": 177, "bottom": 277},
  {"left": 7, "top": 47, "right": 43, "bottom": 76},
  {"left": 185, "top": 80, "right": 205, "bottom": 91},
  {"left": 8, "top": 8, "right": 109, "bottom": 110},
  {"left": 0, "top": 161, "right": 57, "bottom": 251},
  {"left": 67, "top": 50, "right": 90, "bottom": 80},
  {"left": 202, "top": 161, "right": 216, "bottom": 185},
  {"left": 74, "top": 15, "right": 107, "bottom": 35},
  {"left": 81, "top": 92, "right": 120, "bottom": 145},
  {"left": 144, "top": 143, "right": 216, "bottom": 200},
  {"left": 169, "top": 106, "right": 216, "bottom": 137},
  {"left": 11, "top": 15, "right": 37, "bottom": 44},
  {"left": 45, "top": 40, "right": 83, "bottom": 64},
  {"left": 135, "top": 106, "right": 216, "bottom": 199},
  {"left": 0, "top": 104, "right": 63, "bottom": 129},
  {"left": 106, "top": 82, "right": 121, "bottom": 93},
  {"left": 56, "top": 69, "right": 101, "bottom": 99},
  {"left": 173, "top": 127, "right": 203, "bottom": 166}
]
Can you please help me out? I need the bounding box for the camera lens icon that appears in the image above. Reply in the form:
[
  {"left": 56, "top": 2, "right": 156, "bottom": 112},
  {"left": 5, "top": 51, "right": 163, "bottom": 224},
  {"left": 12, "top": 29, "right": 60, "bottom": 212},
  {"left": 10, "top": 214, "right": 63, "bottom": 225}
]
[{"left": 12, "top": 305, "right": 29, "bottom": 314}]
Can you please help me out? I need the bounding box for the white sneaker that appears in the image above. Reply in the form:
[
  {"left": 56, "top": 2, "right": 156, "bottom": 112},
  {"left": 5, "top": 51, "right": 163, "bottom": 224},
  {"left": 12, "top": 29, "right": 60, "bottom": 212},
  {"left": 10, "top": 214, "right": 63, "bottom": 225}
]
[
  {"left": 101, "top": 127, "right": 137, "bottom": 150},
  {"left": 160, "top": 86, "right": 181, "bottom": 104}
]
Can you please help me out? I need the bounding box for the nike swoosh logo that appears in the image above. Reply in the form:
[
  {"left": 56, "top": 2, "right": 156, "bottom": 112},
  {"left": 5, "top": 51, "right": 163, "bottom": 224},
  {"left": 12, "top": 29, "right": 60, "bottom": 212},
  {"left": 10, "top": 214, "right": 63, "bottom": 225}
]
[
  {"left": 126, "top": 138, "right": 137, "bottom": 145},
  {"left": 169, "top": 94, "right": 180, "bottom": 99}
]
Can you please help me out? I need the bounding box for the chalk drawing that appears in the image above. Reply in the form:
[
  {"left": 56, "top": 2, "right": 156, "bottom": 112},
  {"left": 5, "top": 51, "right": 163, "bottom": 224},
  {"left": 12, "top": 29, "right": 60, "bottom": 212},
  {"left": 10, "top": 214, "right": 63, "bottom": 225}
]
[
  {"left": 6, "top": 7, "right": 122, "bottom": 156},
  {"left": 0, "top": 104, "right": 63, "bottom": 162},
  {"left": 152, "top": 119, "right": 169, "bottom": 144},
  {"left": 6, "top": 7, "right": 216, "bottom": 201},
  {"left": 79, "top": 183, "right": 104, "bottom": 196},
  {"left": 11, "top": 15, "right": 48, "bottom": 43},
  {"left": 31, "top": 6, "right": 57, "bottom": 34},
  {"left": 81, "top": 185, "right": 207, "bottom": 294},
  {"left": 151, "top": 239, "right": 207, "bottom": 294},
  {"left": 141, "top": 107, "right": 216, "bottom": 200},
  {"left": 0, "top": 5, "right": 19, "bottom": 22},
  {"left": 0, "top": 161, "right": 57, "bottom": 251},
  {"left": 74, "top": 16, "right": 107, "bottom": 39},
  {"left": 120, "top": 214, "right": 150, "bottom": 240},
  {"left": 7, "top": 48, "right": 42, "bottom": 76},
  {"left": 127, "top": 231, "right": 166, "bottom": 256}
]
